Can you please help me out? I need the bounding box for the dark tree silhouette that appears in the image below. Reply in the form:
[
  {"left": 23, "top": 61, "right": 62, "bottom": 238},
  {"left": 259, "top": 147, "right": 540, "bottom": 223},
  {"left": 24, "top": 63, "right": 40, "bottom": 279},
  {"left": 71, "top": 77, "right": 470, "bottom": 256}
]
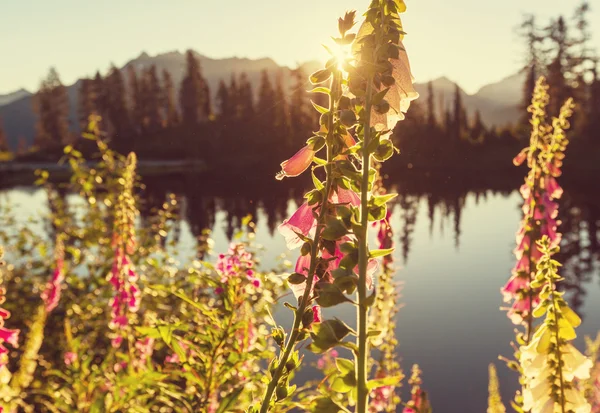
[
  {"left": 236, "top": 73, "right": 255, "bottom": 120},
  {"left": 33, "top": 68, "right": 70, "bottom": 147},
  {"left": 127, "top": 66, "right": 143, "bottom": 135},
  {"left": 180, "top": 50, "right": 210, "bottom": 125},
  {"left": 0, "top": 117, "right": 8, "bottom": 152},
  {"left": 105, "top": 65, "right": 130, "bottom": 137},
  {"left": 161, "top": 69, "right": 180, "bottom": 127},
  {"left": 78, "top": 78, "right": 96, "bottom": 130}
]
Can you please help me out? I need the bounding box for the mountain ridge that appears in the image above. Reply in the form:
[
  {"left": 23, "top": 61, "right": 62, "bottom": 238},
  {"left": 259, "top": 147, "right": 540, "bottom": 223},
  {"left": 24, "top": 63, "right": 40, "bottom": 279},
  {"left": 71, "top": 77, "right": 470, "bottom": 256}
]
[{"left": 0, "top": 50, "right": 522, "bottom": 151}]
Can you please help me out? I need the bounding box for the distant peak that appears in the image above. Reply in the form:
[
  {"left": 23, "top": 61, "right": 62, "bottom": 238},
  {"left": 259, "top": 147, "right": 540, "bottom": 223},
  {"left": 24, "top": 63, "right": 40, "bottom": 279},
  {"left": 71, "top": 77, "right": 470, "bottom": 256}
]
[{"left": 137, "top": 51, "right": 150, "bottom": 60}]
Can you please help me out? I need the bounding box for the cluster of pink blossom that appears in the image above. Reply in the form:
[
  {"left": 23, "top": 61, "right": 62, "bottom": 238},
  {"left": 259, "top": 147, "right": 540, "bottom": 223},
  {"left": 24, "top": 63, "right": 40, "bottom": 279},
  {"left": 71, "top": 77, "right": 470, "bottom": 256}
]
[
  {"left": 280, "top": 187, "right": 377, "bottom": 321},
  {"left": 41, "top": 238, "right": 65, "bottom": 313},
  {"left": 502, "top": 151, "right": 565, "bottom": 325},
  {"left": 214, "top": 243, "right": 260, "bottom": 294},
  {"left": 374, "top": 209, "right": 394, "bottom": 267},
  {"left": 0, "top": 287, "right": 19, "bottom": 369},
  {"left": 108, "top": 232, "right": 140, "bottom": 348},
  {"left": 369, "top": 369, "right": 394, "bottom": 412},
  {"left": 316, "top": 348, "right": 338, "bottom": 370}
]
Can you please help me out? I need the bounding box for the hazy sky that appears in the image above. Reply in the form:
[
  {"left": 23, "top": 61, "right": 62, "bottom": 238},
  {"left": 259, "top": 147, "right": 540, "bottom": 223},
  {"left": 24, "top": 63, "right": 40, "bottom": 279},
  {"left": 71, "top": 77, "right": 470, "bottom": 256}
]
[{"left": 1, "top": 0, "right": 598, "bottom": 95}]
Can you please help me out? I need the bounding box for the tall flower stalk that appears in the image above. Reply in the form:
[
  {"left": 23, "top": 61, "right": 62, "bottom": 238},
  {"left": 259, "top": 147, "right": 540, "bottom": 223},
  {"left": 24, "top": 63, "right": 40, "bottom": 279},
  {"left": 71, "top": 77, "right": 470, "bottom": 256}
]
[
  {"left": 519, "top": 237, "right": 592, "bottom": 413},
  {"left": 259, "top": 1, "right": 417, "bottom": 411},
  {"left": 351, "top": 1, "right": 417, "bottom": 409},
  {"left": 108, "top": 153, "right": 141, "bottom": 349}
]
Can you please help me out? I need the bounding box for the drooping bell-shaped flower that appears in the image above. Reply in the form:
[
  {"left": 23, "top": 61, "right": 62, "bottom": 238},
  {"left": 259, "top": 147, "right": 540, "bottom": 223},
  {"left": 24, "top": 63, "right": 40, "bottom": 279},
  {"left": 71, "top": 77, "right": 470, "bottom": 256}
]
[{"left": 276, "top": 144, "right": 316, "bottom": 180}]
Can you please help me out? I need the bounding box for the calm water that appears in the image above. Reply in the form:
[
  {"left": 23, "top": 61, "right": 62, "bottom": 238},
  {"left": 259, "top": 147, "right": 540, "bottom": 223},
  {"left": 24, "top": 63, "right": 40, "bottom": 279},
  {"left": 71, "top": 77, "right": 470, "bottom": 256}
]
[{"left": 1, "top": 176, "right": 599, "bottom": 412}]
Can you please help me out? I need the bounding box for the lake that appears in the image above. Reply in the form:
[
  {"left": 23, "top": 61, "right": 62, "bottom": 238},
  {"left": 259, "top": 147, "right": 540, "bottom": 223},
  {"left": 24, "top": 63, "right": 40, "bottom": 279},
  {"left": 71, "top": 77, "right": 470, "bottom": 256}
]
[{"left": 1, "top": 171, "right": 599, "bottom": 412}]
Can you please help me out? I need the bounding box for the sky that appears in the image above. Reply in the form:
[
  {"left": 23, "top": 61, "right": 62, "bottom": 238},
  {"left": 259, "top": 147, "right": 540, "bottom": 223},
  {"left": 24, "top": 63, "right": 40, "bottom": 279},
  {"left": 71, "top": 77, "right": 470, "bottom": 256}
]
[{"left": 0, "top": 0, "right": 599, "bottom": 95}]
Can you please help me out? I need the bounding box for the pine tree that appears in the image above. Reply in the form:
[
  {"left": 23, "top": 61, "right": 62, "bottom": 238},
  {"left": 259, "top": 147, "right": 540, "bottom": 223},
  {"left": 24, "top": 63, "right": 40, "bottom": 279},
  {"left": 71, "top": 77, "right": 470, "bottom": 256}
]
[
  {"left": 426, "top": 81, "right": 436, "bottom": 128},
  {"left": 92, "top": 71, "right": 109, "bottom": 132},
  {"left": 127, "top": 66, "right": 143, "bottom": 134},
  {"left": 161, "top": 69, "right": 179, "bottom": 127},
  {"left": 0, "top": 117, "right": 8, "bottom": 152},
  {"left": 237, "top": 73, "right": 255, "bottom": 120},
  {"left": 273, "top": 70, "right": 290, "bottom": 133},
  {"left": 228, "top": 75, "right": 239, "bottom": 120},
  {"left": 470, "top": 110, "right": 485, "bottom": 143},
  {"left": 257, "top": 69, "right": 276, "bottom": 129},
  {"left": 452, "top": 84, "right": 465, "bottom": 141},
  {"left": 545, "top": 16, "right": 573, "bottom": 116},
  {"left": 289, "top": 68, "right": 311, "bottom": 141},
  {"left": 78, "top": 78, "right": 96, "bottom": 130},
  {"left": 105, "top": 65, "right": 130, "bottom": 137},
  {"left": 216, "top": 79, "right": 231, "bottom": 119},
  {"left": 180, "top": 50, "right": 210, "bottom": 124},
  {"left": 141, "top": 65, "right": 163, "bottom": 131},
  {"left": 33, "top": 67, "right": 70, "bottom": 147},
  {"left": 519, "top": 15, "right": 544, "bottom": 125}
]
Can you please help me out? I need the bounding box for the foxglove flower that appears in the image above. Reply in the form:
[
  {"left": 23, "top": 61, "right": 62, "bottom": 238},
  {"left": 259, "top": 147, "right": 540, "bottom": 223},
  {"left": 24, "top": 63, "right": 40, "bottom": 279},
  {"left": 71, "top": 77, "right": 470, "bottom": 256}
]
[
  {"left": 276, "top": 144, "right": 316, "bottom": 180},
  {"left": 0, "top": 287, "right": 19, "bottom": 369},
  {"left": 41, "top": 237, "right": 65, "bottom": 313}
]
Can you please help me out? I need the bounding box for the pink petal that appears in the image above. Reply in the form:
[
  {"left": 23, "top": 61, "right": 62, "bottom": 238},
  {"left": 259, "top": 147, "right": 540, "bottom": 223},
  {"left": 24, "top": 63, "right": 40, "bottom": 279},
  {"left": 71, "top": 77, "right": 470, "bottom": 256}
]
[
  {"left": 278, "top": 202, "right": 317, "bottom": 250},
  {"left": 276, "top": 145, "right": 316, "bottom": 180}
]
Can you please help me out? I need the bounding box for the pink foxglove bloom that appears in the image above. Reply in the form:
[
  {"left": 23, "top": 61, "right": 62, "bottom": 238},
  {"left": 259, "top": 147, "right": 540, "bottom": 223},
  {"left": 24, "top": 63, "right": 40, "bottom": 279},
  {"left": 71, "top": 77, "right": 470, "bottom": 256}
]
[
  {"left": 64, "top": 351, "right": 77, "bottom": 366},
  {"left": 0, "top": 287, "right": 19, "bottom": 369},
  {"left": 276, "top": 144, "right": 316, "bottom": 180},
  {"left": 41, "top": 238, "right": 65, "bottom": 313},
  {"left": 108, "top": 235, "right": 141, "bottom": 348},
  {"left": 353, "top": 22, "right": 419, "bottom": 131},
  {"left": 279, "top": 188, "right": 361, "bottom": 250},
  {"left": 312, "top": 305, "right": 322, "bottom": 323},
  {"left": 214, "top": 243, "right": 260, "bottom": 291},
  {"left": 370, "top": 370, "right": 394, "bottom": 412}
]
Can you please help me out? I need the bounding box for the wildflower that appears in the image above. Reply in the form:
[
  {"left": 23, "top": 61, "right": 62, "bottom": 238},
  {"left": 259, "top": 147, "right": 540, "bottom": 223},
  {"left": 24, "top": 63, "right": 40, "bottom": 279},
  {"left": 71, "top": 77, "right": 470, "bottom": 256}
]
[
  {"left": 519, "top": 238, "right": 592, "bottom": 413},
  {"left": 312, "top": 305, "right": 322, "bottom": 323},
  {"left": 0, "top": 288, "right": 18, "bottom": 369},
  {"left": 502, "top": 79, "right": 573, "bottom": 327},
  {"left": 64, "top": 351, "right": 77, "bottom": 366},
  {"left": 276, "top": 144, "right": 316, "bottom": 180},
  {"left": 108, "top": 153, "right": 141, "bottom": 348},
  {"left": 279, "top": 188, "right": 361, "bottom": 250},
  {"left": 41, "top": 237, "right": 65, "bottom": 313}
]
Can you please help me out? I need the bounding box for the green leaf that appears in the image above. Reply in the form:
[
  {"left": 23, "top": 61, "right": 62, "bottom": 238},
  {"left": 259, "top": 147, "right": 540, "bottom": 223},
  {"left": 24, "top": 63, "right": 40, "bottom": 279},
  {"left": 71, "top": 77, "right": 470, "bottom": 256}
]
[
  {"left": 288, "top": 272, "right": 306, "bottom": 285},
  {"left": 372, "top": 88, "right": 390, "bottom": 105},
  {"left": 312, "top": 169, "right": 324, "bottom": 190},
  {"left": 369, "top": 248, "right": 394, "bottom": 259},
  {"left": 310, "top": 397, "right": 348, "bottom": 413},
  {"left": 321, "top": 218, "right": 348, "bottom": 241},
  {"left": 309, "top": 87, "right": 331, "bottom": 95},
  {"left": 308, "top": 319, "right": 352, "bottom": 353},
  {"left": 313, "top": 157, "right": 327, "bottom": 166},
  {"left": 335, "top": 358, "right": 355, "bottom": 375},
  {"left": 310, "top": 69, "right": 332, "bottom": 85},
  {"left": 315, "top": 282, "right": 351, "bottom": 307},
  {"left": 311, "top": 100, "right": 329, "bottom": 114},
  {"left": 372, "top": 193, "right": 398, "bottom": 206},
  {"left": 367, "top": 375, "right": 402, "bottom": 390}
]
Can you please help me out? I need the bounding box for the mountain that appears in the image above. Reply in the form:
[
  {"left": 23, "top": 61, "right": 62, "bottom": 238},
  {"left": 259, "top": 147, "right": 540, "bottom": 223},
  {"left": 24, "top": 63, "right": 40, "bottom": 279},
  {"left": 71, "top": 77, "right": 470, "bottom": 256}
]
[
  {"left": 414, "top": 73, "right": 523, "bottom": 128},
  {"left": 0, "top": 50, "right": 522, "bottom": 151},
  {"left": 0, "top": 89, "right": 31, "bottom": 107}
]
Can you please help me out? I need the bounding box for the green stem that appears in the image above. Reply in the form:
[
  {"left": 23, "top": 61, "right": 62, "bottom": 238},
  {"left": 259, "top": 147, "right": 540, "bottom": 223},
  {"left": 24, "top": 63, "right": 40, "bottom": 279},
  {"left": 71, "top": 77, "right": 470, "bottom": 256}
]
[
  {"left": 259, "top": 71, "right": 340, "bottom": 413},
  {"left": 549, "top": 277, "right": 566, "bottom": 413},
  {"left": 356, "top": 77, "right": 374, "bottom": 413}
]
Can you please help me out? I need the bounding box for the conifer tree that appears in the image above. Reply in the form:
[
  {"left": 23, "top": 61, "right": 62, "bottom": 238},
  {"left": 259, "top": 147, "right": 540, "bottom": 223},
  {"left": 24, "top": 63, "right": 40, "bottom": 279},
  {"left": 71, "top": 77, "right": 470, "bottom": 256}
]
[
  {"left": 33, "top": 67, "right": 70, "bottom": 147},
  {"left": 470, "top": 110, "right": 485, "bottom": 143},
  {"left": 228, "top": 75, "right": 239, "bottom": 120},
  {"left": 257, "top": 69, "right": 276, "bottom": 129},
  {"left": 141, "top": 65, "right": 163, "bottom": 131},
  {"left": 519, "top": 15, "right": 544, "bottom": 123},
  {"left": 545, "top": 16, "right": 573, "bottom": 116},
  {"left": 78, "top": 78, "right": 96, "bottom": 130},
  {"left": 288, "top": 68, "right": 311, "bottom": 141},
  {"left": 237, "top": 73, "right": 255, "bottom": 120},
  {"left": 180, "top": 50, "right": 210, "bottom": 124},
  {"left": 161, "top": 69, "right": 179, "bottom": 127},
  {"left": 127, "top": 66, "right": 143, "bottom": 134},
  {"left": 216, "top": 79, "right": 231, "bottom": 119},
  {"left": 0, "top": 117, "right": 8, "bottom": 152},
  {"left": 273, "top": 70, "right": 290, "bottom": 134},
  {"left": 92, "top": 71, "right": 109, "bottom": 132},
  {"left": 426, "top": 81, "right": 436, "bottom": 128},
  {"left": 105, "top": 65, "right": 130, "bottom": 137},
  {"left": 452, "top": 84, "right": 466, "bottom": 141}
]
